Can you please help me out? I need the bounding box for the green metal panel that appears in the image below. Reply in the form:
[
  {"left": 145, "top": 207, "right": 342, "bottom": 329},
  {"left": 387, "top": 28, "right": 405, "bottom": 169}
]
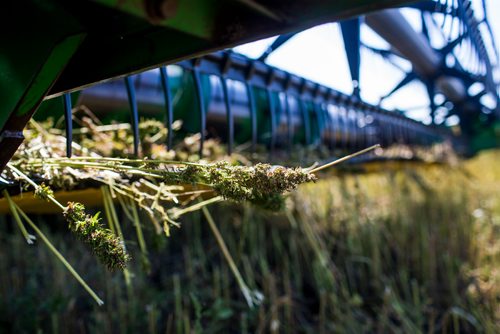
[
  {"left": 15, "top": 35, "right": 86, "bottom": 118},
  {"left": 0, "top": 1, "right": 85, "bottom": 130},
  {"left": 47, "top": 0, "right": 417, "bottom": 96},
  {"left": 94, "top": 0, "right": 218, "bottom": 39}
]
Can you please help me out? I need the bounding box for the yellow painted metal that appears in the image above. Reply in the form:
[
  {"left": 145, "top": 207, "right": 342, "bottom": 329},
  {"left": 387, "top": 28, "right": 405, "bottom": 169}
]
[{"left": 0, "top": 189, "right": 104, "bottom": 214}]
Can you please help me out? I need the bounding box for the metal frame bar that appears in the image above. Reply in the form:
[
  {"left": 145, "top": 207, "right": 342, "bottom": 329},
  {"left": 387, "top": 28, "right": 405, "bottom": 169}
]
[
  {"left": 159, "top": 66, "right": 174, "bottom": 150},
  {"left": 124, "top": 76, "right": 140, "bottom": 156},
  {"left": 220, "top": 54, "right": 234, "bottom": 155},
  {"left": 192, "top": 62, "right": 206, "bottom": 157},
  {"left": 63, "top": 93, "right": 73, "bottom": 158}
]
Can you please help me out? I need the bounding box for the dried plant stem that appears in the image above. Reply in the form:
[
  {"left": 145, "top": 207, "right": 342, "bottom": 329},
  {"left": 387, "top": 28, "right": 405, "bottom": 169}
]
[
  {"left": 129, "top": 199, "right": 148, "bottom": 260},
  {"left": 4, "top": 193, "right": 104, "bottom": 306},
  {"left": 8, "top": 163, "right": 130, "bottom": 271},
  {"left": 116, "top": 194, "right": 135, "bottom": 222},
  {"left": 3, "top": 190, "right": 35, "bottom": 244},
  {"left": 7, "top": 163, "right": 65, "bottom": 211},
  {"left": 102, "top": 187, "right": 126, "bottom": 250},
  {"left": 285, "top": 209, "right": 336, "bottom": 288},
  {"left": 309, "top": 144, "right": 381, "bottom": 174},
  {"left": 201, "top": 205, "right": 260, "bottom": 308},
  {"left": 102, "top": 187, "right": 117, "bottom": 235},
  {"left": 101, "top": 187, "right": 133, "bottom": 289},
  {"left": 171, "top": 196, "right": 223, "bottom": 219}
]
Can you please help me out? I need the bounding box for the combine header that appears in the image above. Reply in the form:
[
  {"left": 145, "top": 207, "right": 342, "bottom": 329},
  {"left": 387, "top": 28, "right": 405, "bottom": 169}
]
[{"left": 1, "top": 0, "right": 498, "bottom": 169}]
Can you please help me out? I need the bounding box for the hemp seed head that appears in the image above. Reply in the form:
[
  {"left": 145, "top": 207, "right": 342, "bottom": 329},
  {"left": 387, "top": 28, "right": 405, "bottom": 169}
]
[{"left": 64, "top": 202, "right": 131, "bottom": 271}]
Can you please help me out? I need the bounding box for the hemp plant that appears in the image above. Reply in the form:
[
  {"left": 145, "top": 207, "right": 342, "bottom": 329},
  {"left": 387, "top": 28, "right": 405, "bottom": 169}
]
[
  {"left": 3, "top": 190, "right": 104, "bottom": 306},
  {"left": 64, "top": 202, "right": 131, "bottom": 271},
  {"left": 178, "top": 162, "right": 318, "bottom": 210},
  {"left": 7, "top": 163, "right": 130, "bottom": 271}
]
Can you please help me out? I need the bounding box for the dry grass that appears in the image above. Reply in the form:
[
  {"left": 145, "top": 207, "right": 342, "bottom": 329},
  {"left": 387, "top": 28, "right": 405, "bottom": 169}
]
[{"left": 0, "top": 150, "right": 498, "bottom": 332}]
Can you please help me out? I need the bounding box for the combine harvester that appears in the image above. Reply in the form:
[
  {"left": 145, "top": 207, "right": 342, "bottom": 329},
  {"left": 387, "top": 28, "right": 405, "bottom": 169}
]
[
  {"left": 0, "top": 0, "right": 499, "bottom": 318},
  {"left": 1, "top": 0, "right": 498, "bottom": 170}
]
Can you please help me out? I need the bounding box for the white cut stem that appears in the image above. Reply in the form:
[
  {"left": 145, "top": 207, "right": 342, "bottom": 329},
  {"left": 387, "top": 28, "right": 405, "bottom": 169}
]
[
  {"left": 202, "top": 205, "right": 255, "bottom": 308},
  {"left": 309, "top": 144, "right": 381, "bottom": 174}
]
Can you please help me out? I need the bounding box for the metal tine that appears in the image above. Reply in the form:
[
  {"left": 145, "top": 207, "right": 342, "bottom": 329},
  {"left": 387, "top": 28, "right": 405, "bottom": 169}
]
[
  {"left": 359, "top": 109, "right": 366, "bottom": 150},
  {"left": 320, "top": 102, "right": 330, "bottom": 151},
  {"left": 377, "top": 112, "right": 385, "bottom": 147},
  {"left": 324, "top": 104, "right": 332, "bottom": 150},
  {"left": 345, "top": 105, "right": 352, "bottom": 151},
  {"left": 403, "top": 120, "right": 408, "bottom": 146},
  {"left": 408, "top": 121, "right": 413, "bottom": 145},
  {"left": 395, "top": 118, "right": 402, "bottom": 145},
  {"left": 381, "top": 114, "right": 389, "bottom": 147},
  {"left": 349, "top": 107, "right": 357, "bottom": 152},
  {"left": 404, "top": 120, "right": 411, "bottom": 145},
  {"left": 284, "top": 94, "right": 293, "bottom": 154},
  {"left": 351, "top": 107, "right": 359, "bottom": 152},
  {"left": 221, "top": 78, "right": 234, "bottom": 155},
  {"left": 365, "top": 110, "right": 372, "bottom": 148},
  {"left": 409, "top": 123, "right": 417, "bottom": 146},
  {"left": 341, "top": 105, "right": 349, "bottom": 153},
  {"left": 359, "top": 109, "right": 366, "bottom": 151},
  {"left": 221, "top": 55, "right": 234, "bottom": 155},
  {"left": 298, "top": 98, "right": 311, "bottom": 146},
  {"left": 266, "top": 88, "right": 277, "bottom": 154},
  {"left": 330, "top": 104, "right": 339, "bottom": 153},
  {"left": 388, "top": 115, "right": 395, "bottom": 147},
  {"left": 365, "top": 109, "right": 372, "bottom": 147},
  {"left": 245, "top": 81, "right": 258, "bottom": 152},
  {"left": 283, "top": 75, "right": 293, "bottom": 154},
  {"left": 371, "top": 112, "right": 379, "bottom": 147},
  {"left": 266, "top": 70, "right": 277, "bottom": 154},
  {"left": 388, "top": 116, "right": 395, "bottom": 146},
  {"left": 337, "top": 105, "right": 345, "bottom": 152},
  {"left": 312, "top": 85, "right": 323, "bottom": 149},
  {"left": 364, "top": 109, "right": 372, "bottom": 148},
  {"left": 245, "top": 62, "right": 258, "bottom": 152},
  {"left": 398, "top": 118, "right": 405, "bottom": 145},
  {"left": 354, "top": 109, "right": 363, "bottom": 155},
  {"left": 333, "top": 103, "right": 340, "bottom": 153},
  {"left": 365, "top": 109, "right": 377, "bottom": 146},
  {"left": 192, "top": 64, "right": 206, "bottom": 158},
  {"left": 326, "top": 104, "right": 335, "bottom": 152},
  {"left": 297, "top": 81, "right": 311, "bottom": 147},
  {"left": 313, "top": 102, "right": 323, "bottom": 148},
  {"left": 124, "top": 76, "right": 140, "bottom": 157},
  {"left": 63, "top": 93, "right": 73, "bottom": 158},
  {"left": 386, "top": 114, "right": 394, "bottom": 147},
  {"left": 159, "top": 66, "right": 173, "bottom": 150},
  {"left": 398, "top": 119, "right": 404, "bottom": 146},
  {"left": 396, "top": 118, "right": 403, "bottom": 147},
  {"left": 402, "top": 120, "right": 408, "bottom": 145},
  {"left": 410, "top": 124, "right": 417, "bottom": 146},
  {"left": 372, "top": 111, "right": 379, "bottom": 147}
]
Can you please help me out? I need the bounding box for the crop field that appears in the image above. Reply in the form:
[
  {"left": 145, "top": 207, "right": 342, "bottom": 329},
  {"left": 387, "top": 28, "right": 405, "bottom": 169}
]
[
  {"left": 0, "top": 148, "right": 498, "bottom": 333},
  {"left": 3, "top": 1, "right": 500, "bottom": 333}
]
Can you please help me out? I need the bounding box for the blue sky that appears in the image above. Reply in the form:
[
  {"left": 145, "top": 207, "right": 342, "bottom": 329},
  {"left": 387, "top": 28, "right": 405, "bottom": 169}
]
[{"left": 234, "top": 0, "right": 499, "bottom": 124}]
